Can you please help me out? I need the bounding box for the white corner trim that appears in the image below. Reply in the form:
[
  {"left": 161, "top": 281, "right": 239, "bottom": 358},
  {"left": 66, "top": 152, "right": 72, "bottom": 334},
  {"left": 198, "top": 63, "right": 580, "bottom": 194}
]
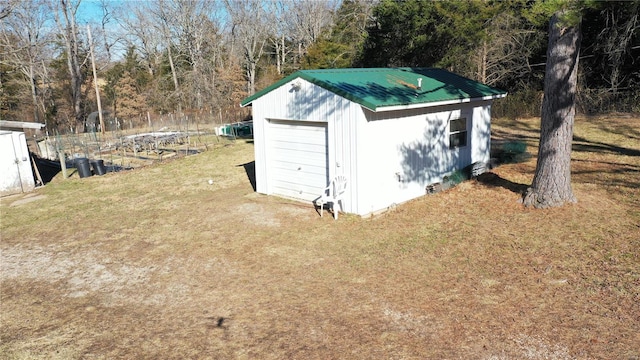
[{"left": 374, "top": 93, "right": 507, "bottom": 112}]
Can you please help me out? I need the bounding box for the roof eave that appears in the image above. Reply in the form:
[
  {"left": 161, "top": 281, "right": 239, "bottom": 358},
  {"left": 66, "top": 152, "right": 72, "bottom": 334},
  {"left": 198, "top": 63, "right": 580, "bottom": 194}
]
[
  {"left": 240, "top": 72, "right": 302, "bottom": 107},
  {"left": 0, "top": 120, "right": 47, "bottom": 129},
  {"left": 373, "top": 93, "right": 508, "bottom": 112}
]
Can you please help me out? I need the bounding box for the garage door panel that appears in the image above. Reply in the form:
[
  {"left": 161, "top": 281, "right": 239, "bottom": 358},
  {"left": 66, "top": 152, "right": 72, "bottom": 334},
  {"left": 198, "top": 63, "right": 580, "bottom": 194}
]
[
  {"left": 271, "top": 149, "right": 327, "bottom": 166},
  {"left": 271, "top": 167, "right": 328, "bottom": 184},
  {"left": 271, "top": 134, "right": 327, "bottom": 146},
  {"left": 273, "top": 184, "right": 324, "bottom": 201},
  {"left": 271, "top": 143, "right": 327, "bottom": 154},
  {"left": 272, "top": 142, "right": 327, "bottom": 154},
  {"left": 268, "top": 120, "right": 328, "bottom": 202},
  {"left": 271, "top": 121, "right": 325, "bottom": 132},
  {"left": 271, "top": 163, "right": 328, "bottom": 182},
  {"left": 271, "top": 165, "right": 328, "bottom": 178}
]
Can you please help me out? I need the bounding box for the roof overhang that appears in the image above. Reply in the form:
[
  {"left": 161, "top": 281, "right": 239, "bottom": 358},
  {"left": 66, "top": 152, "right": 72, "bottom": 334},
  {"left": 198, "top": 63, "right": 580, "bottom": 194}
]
[
  {"left": 0, "top": 120, "right": 46, "bottom": 130},
  {"left": 371, "top": 93, "right": 508, "bottom": 112},
  {"left": 241, "top": 68, "right": 509, "bottom": 112}
]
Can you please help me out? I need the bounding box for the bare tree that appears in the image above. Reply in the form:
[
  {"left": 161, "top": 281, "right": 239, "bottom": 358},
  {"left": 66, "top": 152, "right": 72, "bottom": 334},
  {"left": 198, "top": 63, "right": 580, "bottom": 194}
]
[
  {"left": 289, "top": 0, "right": 337, "bottom": 62},
  {"left": 173, "top": 0, "right": 225, "bottom": 110},
  {"left": 267, "top": 0, "right": 291, "bottom": 74},
  {"left": 224, "top": 0, "right": 270, "bottom": 95},
  {"left": 118, "top": 3, "right": 163, "bottom": 78},
  {"left": 0, "top": 0, "right": 53, "bottom": 123},
  {"left": 156, "top": 0, "right": 182, "bottom": 113},
  {"left": 118, "top": 0, "right": 229, "bottom": 114},
  {"left": 92, "top": 0, "right": 124, "bottom": 64},
  {"left": 597, "top": 2, "right": 639, "bottom": 96},
  {"left": 476, "top": 12, "right": 543, "bottom": 87},
  {"left": 54, "top": 0, "right": 87, "bottom": 132},
  {"left": 0, "top": 0, "right": 19, "bottom": 20}
]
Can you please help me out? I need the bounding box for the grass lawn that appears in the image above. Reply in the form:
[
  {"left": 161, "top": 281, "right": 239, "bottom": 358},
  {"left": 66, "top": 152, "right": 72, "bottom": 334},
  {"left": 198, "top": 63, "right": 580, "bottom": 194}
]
[{"left": 1, "top": 115, "right": 638, "bottom": 359}]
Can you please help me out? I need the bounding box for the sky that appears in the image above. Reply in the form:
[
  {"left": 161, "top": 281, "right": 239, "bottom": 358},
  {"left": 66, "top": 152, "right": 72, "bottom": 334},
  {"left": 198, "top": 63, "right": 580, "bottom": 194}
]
[{"left": 77, "top": 0, "right": 126, "bottom": 24}]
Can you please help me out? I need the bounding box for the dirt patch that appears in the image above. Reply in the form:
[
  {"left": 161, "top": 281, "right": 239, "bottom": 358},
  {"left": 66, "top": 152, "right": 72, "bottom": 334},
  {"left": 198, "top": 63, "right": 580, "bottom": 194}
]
[{"left": 8, "top": 194, "right": 48, "bottom": 207}]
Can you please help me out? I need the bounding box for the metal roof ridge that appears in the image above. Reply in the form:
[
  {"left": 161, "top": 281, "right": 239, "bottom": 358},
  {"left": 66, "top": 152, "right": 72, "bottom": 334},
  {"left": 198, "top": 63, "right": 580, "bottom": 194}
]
[{"left": 241, "top": 68, "right": 507, "bottom": 111}]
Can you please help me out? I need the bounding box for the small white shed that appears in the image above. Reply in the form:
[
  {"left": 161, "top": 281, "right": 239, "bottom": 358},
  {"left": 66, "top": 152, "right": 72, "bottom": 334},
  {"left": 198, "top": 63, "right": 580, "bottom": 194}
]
[
  {"left": 241, "top": 68, "right": 507, "bottom": 216},
  {"left": 1, "top": 130, "right": 36, "bottom": 196}
]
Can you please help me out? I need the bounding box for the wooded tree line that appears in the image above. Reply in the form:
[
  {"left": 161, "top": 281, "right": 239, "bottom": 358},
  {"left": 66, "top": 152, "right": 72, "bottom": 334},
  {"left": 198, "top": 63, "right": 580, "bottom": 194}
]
[{"left": 1, "top": 0, "right": 638, "bottom": 134}]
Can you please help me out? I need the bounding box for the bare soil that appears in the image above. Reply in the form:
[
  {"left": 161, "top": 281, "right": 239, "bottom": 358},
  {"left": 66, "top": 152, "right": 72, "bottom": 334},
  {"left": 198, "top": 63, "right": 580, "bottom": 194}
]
[{"left": 1, "top": 116, "right": 639, "bottom": 359}]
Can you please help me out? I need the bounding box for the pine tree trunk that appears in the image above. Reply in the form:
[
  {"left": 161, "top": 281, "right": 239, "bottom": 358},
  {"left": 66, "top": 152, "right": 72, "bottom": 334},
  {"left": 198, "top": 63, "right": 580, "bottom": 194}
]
[{"left": 523, "top": 11, "right": 581, "bottom": 208}]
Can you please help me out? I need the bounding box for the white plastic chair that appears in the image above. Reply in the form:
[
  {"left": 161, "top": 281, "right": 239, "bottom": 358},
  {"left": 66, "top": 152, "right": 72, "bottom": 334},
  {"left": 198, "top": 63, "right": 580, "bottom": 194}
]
[{"left": 316, "top": 175, "right": 348, "bottom": 220}]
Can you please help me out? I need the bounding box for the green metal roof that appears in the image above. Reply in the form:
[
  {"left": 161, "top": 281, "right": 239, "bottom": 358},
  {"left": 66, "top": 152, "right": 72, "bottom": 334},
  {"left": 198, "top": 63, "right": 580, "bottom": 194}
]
[{"left": 241, "top": 68, "right": 507, "bottom": 111}]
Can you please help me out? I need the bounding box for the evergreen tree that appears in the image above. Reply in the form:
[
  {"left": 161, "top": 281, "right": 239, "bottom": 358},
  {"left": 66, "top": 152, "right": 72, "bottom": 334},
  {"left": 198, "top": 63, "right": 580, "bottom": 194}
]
[
  {"left": 114, "top": 70, "right": 145, "bottom": 123},
  {"left": 301, "top": 0, "right": 370, "bottom": 69},
  {"left": 523, "top": 2, "right": 585, "bottom": 208}
]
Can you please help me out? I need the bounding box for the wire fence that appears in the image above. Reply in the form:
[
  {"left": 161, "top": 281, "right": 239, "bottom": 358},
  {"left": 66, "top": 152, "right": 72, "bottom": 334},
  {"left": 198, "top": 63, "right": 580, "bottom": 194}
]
[{"left": 32, "top": 111, "right": 252, "bottom": 174}]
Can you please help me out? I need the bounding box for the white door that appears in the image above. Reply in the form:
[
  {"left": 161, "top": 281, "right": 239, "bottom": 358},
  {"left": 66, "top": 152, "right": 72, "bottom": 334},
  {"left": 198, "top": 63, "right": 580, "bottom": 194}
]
[
  {"left": 268, "top": 120, "right": 328, "bottom": 201},
  {"left": 0, "top": 132, "right": 24, "bottom": 196}
]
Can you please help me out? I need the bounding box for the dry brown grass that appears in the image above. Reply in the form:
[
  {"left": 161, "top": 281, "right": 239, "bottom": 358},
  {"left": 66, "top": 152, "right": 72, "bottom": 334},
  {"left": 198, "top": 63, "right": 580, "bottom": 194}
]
[{"left": 1, "top": 115, "right": 639, "bottom": 359}]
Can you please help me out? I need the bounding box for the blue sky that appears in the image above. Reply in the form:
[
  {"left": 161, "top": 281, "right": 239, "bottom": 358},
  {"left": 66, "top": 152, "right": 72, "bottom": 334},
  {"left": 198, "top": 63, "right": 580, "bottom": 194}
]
[{"left": 77, "top": 0, "right": 123, "bottom": 24}]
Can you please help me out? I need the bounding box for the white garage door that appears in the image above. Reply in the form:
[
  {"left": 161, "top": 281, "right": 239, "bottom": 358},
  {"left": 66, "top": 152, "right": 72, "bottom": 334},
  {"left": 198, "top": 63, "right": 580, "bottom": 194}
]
[{"left": 269, "top": 120, "right": 328, "bottom": 201}]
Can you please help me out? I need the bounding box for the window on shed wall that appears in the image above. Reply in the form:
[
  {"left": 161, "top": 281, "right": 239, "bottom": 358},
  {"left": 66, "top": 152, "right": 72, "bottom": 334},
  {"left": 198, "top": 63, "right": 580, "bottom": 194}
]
[{"left": 449, "top": 118, "right": 467, "bottom": 149}]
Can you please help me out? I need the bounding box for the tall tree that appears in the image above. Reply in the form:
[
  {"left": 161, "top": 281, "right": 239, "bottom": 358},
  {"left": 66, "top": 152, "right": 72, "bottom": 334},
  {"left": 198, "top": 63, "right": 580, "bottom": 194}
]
[
  {"left": 579, "top": 1, "right": 640, "bottom": 112},
  {"left": 94, "top": 0, "right": 121, "bottom": 64},
  {"left": 156, "top": 0, "right": 182, "bottom": 113},
  {"left": 173, "top": 0, "right": 223, "bottom": 110},
  {"left": 0, "top": 0, "right": 52, "bottom": 123},
  {"left": 224, "top": 0, "right": 269, "bottom": 95},
  {"left": 266, "top": 0, "right": 290, "bottom": 75},
  {"left": 290, "top": 0, "right": 337, "bottom": 64},
  {"left": 301, "top": 0, "right": 371, "bottom": 69},
  {"left": 103, "top": 47, "right": 150, "bottom": 123},
  {"left": 118, "top": 2, "right": 163, "bottom": 78},
  {"left": 523, "top": 6, "right": 582, "bottom": 208},
  {"left": 595, "top": 2, "right": 638, "bottom": 96},
  {"left": 478, "top": 8, "right": 546, "bottom": 89},
  {"left": 358, "top": 0, "right": 448, "bottom": 67},
  {"left": 54, "top": 0, "right": 86, "bottom": 132}
]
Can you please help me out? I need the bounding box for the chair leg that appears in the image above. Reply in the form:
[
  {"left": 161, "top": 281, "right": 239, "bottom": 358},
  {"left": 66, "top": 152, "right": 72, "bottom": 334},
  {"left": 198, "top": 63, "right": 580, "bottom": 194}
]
[
  {"left": 334, "top": 201, "right": 338, "bottom": 220},
  {"left": 320, "top": 203, "right": 324, "bottom": 217}
]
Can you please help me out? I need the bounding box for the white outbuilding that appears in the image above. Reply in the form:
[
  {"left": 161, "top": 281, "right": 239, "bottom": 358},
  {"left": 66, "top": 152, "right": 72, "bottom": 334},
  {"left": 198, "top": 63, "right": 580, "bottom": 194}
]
[
  {"left": 1, "top": 130, "right": 36, "bottom": 196},
  {"left": 241, "top": 68, "right": 507, "bottom": 216}
]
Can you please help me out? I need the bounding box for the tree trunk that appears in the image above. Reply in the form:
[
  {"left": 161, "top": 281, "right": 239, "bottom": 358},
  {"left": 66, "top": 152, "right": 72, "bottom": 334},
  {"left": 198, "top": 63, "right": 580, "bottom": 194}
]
[
  {"left": 477, "top": 39, "right": 487, "bottom": 83},
  {"left": 523, "top": 11, "right": 581, "bottom": 208},
  {"left": 28, "top": 63, "right": 40, "bottom": 123},
  {"left": 59, "top": 0, "right": 85, "bottom": 132},
  {"left": 280, "top": 34, "right": 285, "bottom": 74},
  {"left": 247, "top": 59, "right": 256, "bottom": 95},
  {"left": 167, "top": 45, "right": 182, "bottom": 114},
  {"left": 87, "top": 26, "right": 105, "bottom": 134}
]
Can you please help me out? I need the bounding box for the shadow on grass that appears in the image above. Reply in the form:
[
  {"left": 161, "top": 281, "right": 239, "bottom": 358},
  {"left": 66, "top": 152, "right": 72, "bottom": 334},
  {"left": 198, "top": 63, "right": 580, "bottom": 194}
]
[
  {"left": 573, "top": 135, "right": 640, "bottom": 157},
  {"left": 572, "top": 159, "right": 640, "bottom": 189},
  {"left": 238, "top": 161, "right": 256, "bottom": 191},
  {"left": 476, "top": 172, "right": 529, "bottom": 195}
]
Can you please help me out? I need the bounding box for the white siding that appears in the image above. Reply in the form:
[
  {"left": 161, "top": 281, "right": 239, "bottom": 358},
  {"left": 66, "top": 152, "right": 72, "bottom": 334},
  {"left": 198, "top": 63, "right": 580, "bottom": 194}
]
[
  {"left": 471, "top": 103, "right": 492, "bottom": 164},
  {"left": 250, "top": 77, "right": 494, "bottom": 217},
  {"left": 253, "top": 78, "right": 344, "bottom": 121},
  {"left": 0, "top": 131, "right": 35, "bottom": 196},
  {"left": 355, "top": 103, "right": 491, "bottom": 215}
]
